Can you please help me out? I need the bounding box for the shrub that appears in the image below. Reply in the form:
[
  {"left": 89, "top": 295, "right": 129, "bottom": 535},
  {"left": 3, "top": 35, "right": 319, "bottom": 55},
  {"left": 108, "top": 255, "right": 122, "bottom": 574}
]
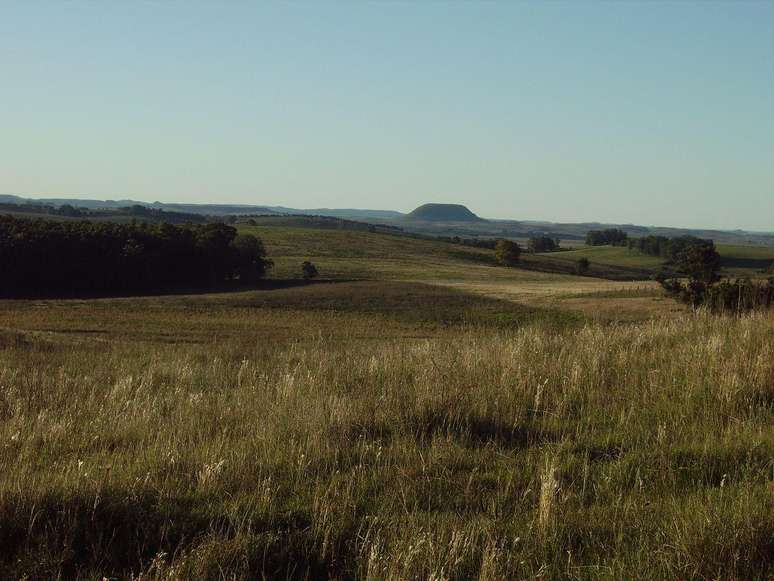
[
  {"left": 494, "top": 239, "right": 521, "bottom": 266},
  {"left": 301, "top": 261, "right": 319, "bottom": 279},
  {"left": 659, "top": 276, "right": 774, "bottom": 312},
  {"left": 528, "top": 236, "right": 560, "bottom": 253}
]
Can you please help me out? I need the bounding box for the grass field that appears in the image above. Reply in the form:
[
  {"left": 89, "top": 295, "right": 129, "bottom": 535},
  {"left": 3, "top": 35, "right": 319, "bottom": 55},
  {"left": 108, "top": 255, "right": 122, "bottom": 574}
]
[
  {"left": 537, "top": 246, "right": 667, "bottom": 269},
  {"left": 1, "top": 224, "right": 772, "bottom": 579},
  {"left": 240, "top": 223, "right": 662, "bottom": 283},
  {"left": 716, "top": 244, "right": 774, "bottom": 276},
  {"left": 539, "top": 244, "right": 774, "bottom": 279},
  {"left": 239, "top": 223, "right": 502, "bottom": 281},
  {"left": 238, "top": 224, "right": 686, "bottom": 321},
  {"left": 243, "top": 221, "right": 774, "bottom": 285}
]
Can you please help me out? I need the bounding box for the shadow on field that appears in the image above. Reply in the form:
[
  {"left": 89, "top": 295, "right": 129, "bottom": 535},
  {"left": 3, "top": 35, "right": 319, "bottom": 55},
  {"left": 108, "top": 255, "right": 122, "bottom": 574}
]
[
  {"left": 345, "top": 408, "right": 559, "bottom": 449},
  {"left": 228, "top": 280, "right": 581, "bottom": 329},
  {"left": 519, "top": 254, "right": 655, "bottom": 281},
  {"left": 720, "top": 256, "right": 774, "bottom": 272},
  {"left": 0, "top": 278, "right": 336, "bottom": 300},
  {"left": 409, "top": 409, "right": 559, "bottom": 448},
  {"left": 0, "top": 490, "right": 350, "bottom": 580}
]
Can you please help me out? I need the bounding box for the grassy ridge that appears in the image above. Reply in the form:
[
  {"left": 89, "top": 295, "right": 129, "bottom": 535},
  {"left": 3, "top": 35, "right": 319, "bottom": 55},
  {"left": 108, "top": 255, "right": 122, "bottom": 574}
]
[
  {"left": 0, "top": 305, "right": 771, "bottom": 578},
  {"left": 538, "top": 245, "right": 667, "bottom": 269},
  {"left": 239, "top": 224, "right": 656, "bottom": 281},
  {"left": 241, "top": 221, "right": 773, "bottom": 282},
  {"left": 239, "top": 224, "right": 565, "bottom": 282},
  {"left": 541, "top": 244, "right": 774, "bottom": 278},
  {"left": 716, "top": 244, "right": 774, "bottom": 276}
]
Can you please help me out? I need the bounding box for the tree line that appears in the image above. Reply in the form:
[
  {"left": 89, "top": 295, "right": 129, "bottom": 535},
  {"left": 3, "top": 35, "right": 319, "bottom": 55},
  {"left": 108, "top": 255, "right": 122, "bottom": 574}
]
[
  {"left": 660, "top": 275, "right": 774, "bottom": 312},
  {"left": 527, "top": 236, "right": 560, "bottom": 253},
  {"left": 0, "top": 202, "right": 209, "bottom": 224},
  {"left": 585, "top": 228, "right": 628, "bottom": 246},
  {"left": 626, "top": 234, "right": 720, "bottom": 261},
  {"left": 643, "top": 234, "right": 773, "bottom": 312},
  {"left": 436, "top": 236, "right": 498, "bottom": 250},
  {"left": 0, "top": 216, "right": 271, "bottom": 297}
]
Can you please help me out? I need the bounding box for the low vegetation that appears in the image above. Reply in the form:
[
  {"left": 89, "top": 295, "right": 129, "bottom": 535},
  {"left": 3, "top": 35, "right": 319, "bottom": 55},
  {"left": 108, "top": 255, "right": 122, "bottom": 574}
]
[
  {"left": 0, "top": 295, "right": 770, "bottom": 579},
  {"left": 302, "top": 261, "right": 320, "bottom": 280}
]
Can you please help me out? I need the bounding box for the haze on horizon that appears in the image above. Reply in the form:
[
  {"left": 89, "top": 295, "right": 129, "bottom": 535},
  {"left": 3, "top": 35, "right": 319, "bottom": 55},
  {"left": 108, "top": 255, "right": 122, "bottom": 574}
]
[{"left": 1, "top": 1, "right": 772, "bottom": 231}]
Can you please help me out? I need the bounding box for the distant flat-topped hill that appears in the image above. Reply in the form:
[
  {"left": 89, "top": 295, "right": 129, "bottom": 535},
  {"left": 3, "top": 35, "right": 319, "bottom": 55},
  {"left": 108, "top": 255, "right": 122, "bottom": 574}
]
[{"left": 406, "top": 203, "right": 485, "bottom": 222}]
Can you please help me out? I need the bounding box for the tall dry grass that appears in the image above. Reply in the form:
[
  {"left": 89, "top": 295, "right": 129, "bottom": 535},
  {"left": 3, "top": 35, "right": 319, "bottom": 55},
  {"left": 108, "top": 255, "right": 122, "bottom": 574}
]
[{"left": 0, "top": 310, "right": 771, "bottom": 579}]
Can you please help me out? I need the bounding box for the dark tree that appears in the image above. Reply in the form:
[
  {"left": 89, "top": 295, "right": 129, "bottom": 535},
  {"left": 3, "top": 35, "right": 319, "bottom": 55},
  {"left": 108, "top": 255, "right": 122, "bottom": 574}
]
[
  {"left": 586, "top": 229, "right": 628, "bottom": 246},
  {"left": 675, "top": 242, "right": 721, "bottom": 284},
  {"left": 231, "top": 233, "right": 271, "bottom": 283},
  {"left": 528, "top": 236, "right": 559, "bottom": 253},
  {"left": 628, "top": 235, "right": 712, "bottom": 262},
  {"left": 56, "top": 204, "right": 83, "bottom": 217},
  {"left": 495, "top": 239, "right": 521, "bottom": 266},
  {"left": 301, "top": 261, "right": 319, "bottom": 279},
  {"left": 652, "top": 238, "right": 751, "bottom": 311},
  {"left": 576, "top": 257, "right": 590, "bottom": 275}
]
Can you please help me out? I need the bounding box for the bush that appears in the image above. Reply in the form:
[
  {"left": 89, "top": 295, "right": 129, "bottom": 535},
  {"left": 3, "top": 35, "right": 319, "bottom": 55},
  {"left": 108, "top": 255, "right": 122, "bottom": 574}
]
[
  {"left": 576, "top": 257, "right": 590, "bottom": 275},
  {"left": 528, "top": 236, "right": 559, "bottom": 253},
  {"left": 301, "top": 261, "right": 319, "bottom": 279},
  {"left": 494, "top": 239, "right": 521, "bottom": 266},
  {"left": 658, "top": 275, "right": 774, "bottom": 312}
]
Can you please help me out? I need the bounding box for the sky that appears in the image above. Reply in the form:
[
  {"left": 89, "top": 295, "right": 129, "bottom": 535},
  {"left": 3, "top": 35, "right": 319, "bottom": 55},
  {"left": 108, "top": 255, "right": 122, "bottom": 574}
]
[{"left": 1, "top": 1, "right": 773, "bottom": 230}]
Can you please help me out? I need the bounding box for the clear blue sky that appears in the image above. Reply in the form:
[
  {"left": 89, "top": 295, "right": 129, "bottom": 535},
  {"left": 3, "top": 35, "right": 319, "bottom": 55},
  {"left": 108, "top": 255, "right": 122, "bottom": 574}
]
[{"left": 2, "top": 1, "right": 772, "bottom": 230}]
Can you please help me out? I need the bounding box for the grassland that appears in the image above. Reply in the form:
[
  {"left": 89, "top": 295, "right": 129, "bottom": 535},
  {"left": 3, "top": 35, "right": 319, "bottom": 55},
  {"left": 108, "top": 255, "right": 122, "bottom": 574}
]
[
  {"left": 716, "top": 244, "right": 774, "bottom": 276},
  {"left": 242, "top": 221, "right": 774, "bottom": 286},
  {"left": 537, "top": 246, "right": 667, "bottom": 269},
  {"left": 239, "top": 223, "right": 660, "bottom": 283},
  {"left": 236, "top": 223, "right": 690, "bottom": 321},
  {"left": 0, "top": 224, "right": 772, "bottom": 579},
  {"left": 538, "top": 244, "right": 774, "bottom": 279},
  {"left": 239, "top": 223, "right": 500, "bottom": 281},
  {"left": 0, "top": 294, "right": 771, "bottom": 579}
]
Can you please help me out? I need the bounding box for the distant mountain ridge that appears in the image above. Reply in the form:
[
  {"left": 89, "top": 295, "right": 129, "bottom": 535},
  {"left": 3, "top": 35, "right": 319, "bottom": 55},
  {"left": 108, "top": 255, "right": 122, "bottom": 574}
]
[
  {"left": 264, "top": 206, "right": 405, "bottom": 219},
  {"left": 1, "top": 194, "right": 771, "bottom": 245},
  {"left": 0, "top": 195, "right": 404, "bottom": 220}
]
